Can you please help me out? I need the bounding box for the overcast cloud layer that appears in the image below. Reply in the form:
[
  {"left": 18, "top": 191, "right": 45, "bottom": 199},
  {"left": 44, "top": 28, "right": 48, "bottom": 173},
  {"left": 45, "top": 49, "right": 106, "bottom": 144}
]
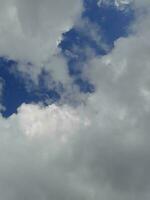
[{"left": 1, "top": 0, "right": 150, "bottom": 200}]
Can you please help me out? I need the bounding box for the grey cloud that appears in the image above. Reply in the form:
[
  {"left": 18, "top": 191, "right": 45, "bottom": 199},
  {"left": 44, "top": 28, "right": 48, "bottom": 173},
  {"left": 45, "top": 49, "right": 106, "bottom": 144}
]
[
  {"left": 1, "top": 1, "right": 150, "bottom": 200},
  {"left": 0, "top": 0, "right": 82, "bottom": 84}
]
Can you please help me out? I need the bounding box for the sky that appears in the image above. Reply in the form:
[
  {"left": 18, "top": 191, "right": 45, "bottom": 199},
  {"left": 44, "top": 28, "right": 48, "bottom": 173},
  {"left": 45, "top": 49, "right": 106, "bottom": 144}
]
[{"left": 0, "top": 0, "right": 150, "bottom": 199}]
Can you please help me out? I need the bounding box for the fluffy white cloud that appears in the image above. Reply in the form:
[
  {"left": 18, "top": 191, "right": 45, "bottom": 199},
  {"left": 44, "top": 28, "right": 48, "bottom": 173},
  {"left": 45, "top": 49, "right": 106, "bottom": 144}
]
[{"left": 0, "top": 103, "right": 92, "bottom": 200}]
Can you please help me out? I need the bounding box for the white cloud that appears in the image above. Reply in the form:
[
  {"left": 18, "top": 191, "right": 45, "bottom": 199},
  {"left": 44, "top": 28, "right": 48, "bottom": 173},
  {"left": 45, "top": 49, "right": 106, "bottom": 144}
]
[
  {"left": 97, "top": 0, "right": 150, "bottom": 9},
  {"left": 97, "top": 0, "right": 132, "bottom": 9},
  {"left": 0, "top": 0, "right": 82, "bottom": 83},
  {"left": 0, "top": 103, "right": 92, "bottom": 200}
]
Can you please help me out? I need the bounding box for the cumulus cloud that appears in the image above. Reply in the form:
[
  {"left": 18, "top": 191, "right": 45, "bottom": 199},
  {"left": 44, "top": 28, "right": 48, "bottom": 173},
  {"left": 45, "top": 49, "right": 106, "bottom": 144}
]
[
  {"left": 0, "top": 0, "right": 82, "bottom": 83},
  {"left": 80, "top": 4, "right": 150, "bottom": 198},
  {"left": 0, "top": 103, "right": 91, "bottom": 200},
  {"left": 1, "top": 0, "right": 150, "bottom": 200}
]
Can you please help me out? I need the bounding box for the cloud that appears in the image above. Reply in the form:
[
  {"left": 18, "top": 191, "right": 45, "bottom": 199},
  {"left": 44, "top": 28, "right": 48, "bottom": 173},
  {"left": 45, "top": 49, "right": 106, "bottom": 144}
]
[
  {"left": 79, "top": 4, "right": 150, "bottom": 198},
  {"left": 0, "top": 103, "right": 92, "bottom": 200},
  {"left": 0, "top": 0, "right": 82, "bottom": 83},
  {"left": 133, "top": 0, "right": 150, "bottom": 7},
  {"left": 1, "top": 1, "right": 150, "bottom": 200},
  {"left": 97, "top": 0, "right": 132, "bottom": 9},
  {"left": 97, "top": 0, "right": 150, "bottom": 9},
  {"left": 0, "top": 78, "right": 5, "bottom": 112}
]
